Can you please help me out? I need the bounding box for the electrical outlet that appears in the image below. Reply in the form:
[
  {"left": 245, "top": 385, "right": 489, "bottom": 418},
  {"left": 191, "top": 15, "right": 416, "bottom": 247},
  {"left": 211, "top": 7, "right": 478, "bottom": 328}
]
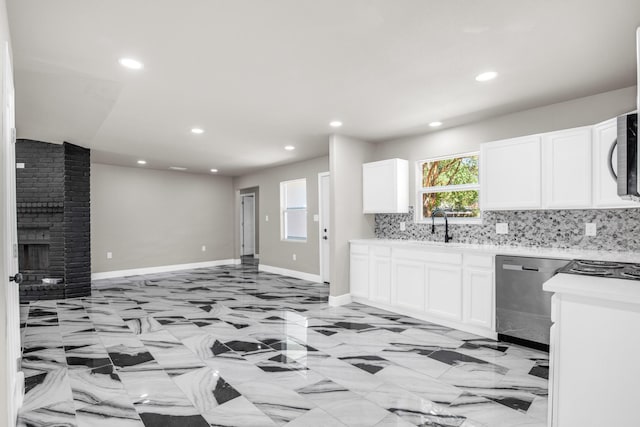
[
  {"left": 585, "top": 223, "right": 597, "bottom": 236},
  {"left": 496, "top": 223, "right": 509, "bottom": 234},
  {"left": 106, "top": 252, "right": 112, "bottom": 259},
  {"left": 399, "top": 222, "right": 406, "bottom": 231},
  {"left": 201, "top": 245, "right": 206, "bottom": 252},
  {"left": 16, "top": 163, "right": 24, "bottom": 169},
  {"left": 292, "top": 254, "right": 296, "bottom": 261},
  {"left": 265, "top": 215, "right": 269, "bottom": 222}
]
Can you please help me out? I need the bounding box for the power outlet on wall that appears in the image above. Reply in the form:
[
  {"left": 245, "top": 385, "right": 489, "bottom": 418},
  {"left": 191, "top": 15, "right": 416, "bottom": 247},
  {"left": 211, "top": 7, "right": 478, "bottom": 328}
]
[
  {"left": 265, "top": 215, "right": 269, "bottom": 222},
  {"left": 399, "top": 222, "right": 406, "bottom": 231},
  {"left": 106, "top": 252, "right": 112, "bottom": 259},
  {"left": 292, "top": 254, "right": 296, "bottom": 261},
  {"left": 585, "top": 223, "right": 597, "bottom": 236},
  {"left": 201, "top": 245, "right": 206, "bottom": 252},
  {"left": 496, "top": 223, "right": 509, "bottom": 234}
]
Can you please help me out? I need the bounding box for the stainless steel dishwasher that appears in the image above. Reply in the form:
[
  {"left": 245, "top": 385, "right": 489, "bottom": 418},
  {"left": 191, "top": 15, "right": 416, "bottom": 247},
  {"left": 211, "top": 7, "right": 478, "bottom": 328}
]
[{"left": 496, "top": 255, "right": 570, "bottom": 350}]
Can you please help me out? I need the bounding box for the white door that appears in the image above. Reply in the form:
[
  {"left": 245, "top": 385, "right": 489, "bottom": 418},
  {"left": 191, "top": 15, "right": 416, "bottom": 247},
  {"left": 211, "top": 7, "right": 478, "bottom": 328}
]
[
  {"left": 426, "top": 264, "right": 463, "bottom": 321},
  {"left": 240, "top": 194, "right": 255, "bottom": 256},
  {"left": 2, "top": 41, "right": 23, "bottom": 425},
  {"left": 318, "top": 172, "right": 330, "bottom": 283}
]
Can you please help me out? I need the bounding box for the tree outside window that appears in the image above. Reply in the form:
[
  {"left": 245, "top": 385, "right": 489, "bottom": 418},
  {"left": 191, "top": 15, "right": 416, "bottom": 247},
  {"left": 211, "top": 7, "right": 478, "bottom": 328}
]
[{"left": 418, "top": 153, "right": 480, "bottom": 221}]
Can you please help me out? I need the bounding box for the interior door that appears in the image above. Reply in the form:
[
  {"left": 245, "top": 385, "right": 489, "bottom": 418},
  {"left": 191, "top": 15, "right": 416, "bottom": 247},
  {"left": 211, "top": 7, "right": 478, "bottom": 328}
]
[
  {"left": 2, "top": 40, "right": 23, "bottom": 425},
  {"left": 241, "top": 194, "right": 255, "bottom": 256},
  {"left": 319, "top": 172, "right": 330, "bottom": 283}
]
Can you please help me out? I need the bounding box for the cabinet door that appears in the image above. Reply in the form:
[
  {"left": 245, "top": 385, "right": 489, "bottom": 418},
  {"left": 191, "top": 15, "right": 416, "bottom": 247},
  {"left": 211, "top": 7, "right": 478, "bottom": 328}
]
[
  {"left": 481, "top": 136, "right": 542, "bottom": 210},
  {"left": 426, "top": 264, "right": 463, "bottom": 321},
  {"left": 362, "top": 159, "right": 409, "bottom": 214},
  {"left": 392, "top": 257, "right": 425, "bottom": 312},
  {"left": 350, "top": 247, "right": 369, "bottom": 299},
  {"left": 592, "top": 119, "right": 640, "bottom": 208},
  {"left": 542, "top": 127, "right": 592, "bottom": 209},
  {"left": 463, "top": 268, "right": 494, "bottom": 330},
  {"left": 370, "top": 251, "right": 392, "bottom": 304}
]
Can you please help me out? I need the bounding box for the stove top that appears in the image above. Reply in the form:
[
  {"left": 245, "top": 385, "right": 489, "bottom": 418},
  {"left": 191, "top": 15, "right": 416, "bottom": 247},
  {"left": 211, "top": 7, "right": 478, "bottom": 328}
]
[{"left": 559, "top": 259, "right": 640, "bottom": 281}]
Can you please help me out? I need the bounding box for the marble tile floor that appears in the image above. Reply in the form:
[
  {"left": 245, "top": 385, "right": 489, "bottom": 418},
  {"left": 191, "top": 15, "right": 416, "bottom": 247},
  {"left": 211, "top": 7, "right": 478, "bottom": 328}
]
[{"left": 18, "top": 264, "right": 548, "bottom": 427}]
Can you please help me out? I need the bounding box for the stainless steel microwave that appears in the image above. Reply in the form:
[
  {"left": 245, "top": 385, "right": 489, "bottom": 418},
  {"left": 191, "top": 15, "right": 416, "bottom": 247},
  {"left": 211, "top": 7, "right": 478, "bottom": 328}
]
[{"left": 612, "top": 112, "right": 639, "bottom": 202}]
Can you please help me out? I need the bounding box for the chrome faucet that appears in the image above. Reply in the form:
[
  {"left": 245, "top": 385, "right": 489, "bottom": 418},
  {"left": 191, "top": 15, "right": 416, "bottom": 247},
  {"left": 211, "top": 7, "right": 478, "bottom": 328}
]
[{"left": 431, "top": 208, "right": 452, "bottom": 243}]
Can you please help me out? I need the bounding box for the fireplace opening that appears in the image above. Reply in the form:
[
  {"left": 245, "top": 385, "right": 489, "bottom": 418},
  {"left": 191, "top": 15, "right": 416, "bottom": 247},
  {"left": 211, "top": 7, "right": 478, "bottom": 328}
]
[{"left": 18, "top": 244, "right": 49, "bottom": 272}]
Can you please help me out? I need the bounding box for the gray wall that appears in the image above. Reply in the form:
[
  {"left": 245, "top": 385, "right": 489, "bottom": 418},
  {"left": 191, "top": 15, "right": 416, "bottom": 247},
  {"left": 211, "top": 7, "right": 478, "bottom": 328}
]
[
  {"left": 232, "top": 156, "right": 329, "bottom": 275},
  {"left": 330, "top": 135, "right": 376, "bottom": 297},
  {"left": 374, "top": 86, "right": 637, "bottom": 197},
  {"left": 91, "top": 163, "right": 235, "bottom": 273}
]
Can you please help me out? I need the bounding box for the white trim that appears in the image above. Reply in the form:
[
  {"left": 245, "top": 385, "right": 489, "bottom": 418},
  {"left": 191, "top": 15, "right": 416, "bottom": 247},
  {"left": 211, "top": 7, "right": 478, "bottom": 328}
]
[
  {"left": 258, "top": 264, "right": 321, "bottom": 283},
  {"left": 318, "top": 171, "right": 330, "bottom": 283},
  {"left": 329, "top": 293, "right": 352, "bottom": 307},
  {"left": 91, "top": 259, "right": 237, "bottom": 280}
]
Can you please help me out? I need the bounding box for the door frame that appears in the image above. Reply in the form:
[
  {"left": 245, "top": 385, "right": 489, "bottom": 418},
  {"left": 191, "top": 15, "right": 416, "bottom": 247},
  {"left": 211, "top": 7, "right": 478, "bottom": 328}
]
[
  {"left": 318, "top": 172, "right": 330, "bottom": 283},
  {"left": 240, "top": 192, "right": 256, "bottom": 256},
  {"left": 2, "top": 40, "right": 22, "bottom": 425}
]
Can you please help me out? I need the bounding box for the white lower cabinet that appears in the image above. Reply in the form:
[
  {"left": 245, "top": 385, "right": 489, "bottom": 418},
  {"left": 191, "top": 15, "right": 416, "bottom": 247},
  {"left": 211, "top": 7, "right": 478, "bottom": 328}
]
[
  {"left": 392, "top": 253, "right": 426, "bottom": 312},
  {"left": 426, "top": 264, "right": 463, "bottom": 321},
  {"left": 369, "top": 246, "right": 392, "bottom": 304},
  {"left": 350, "top": 242, "right": 496, "bottom": 338},
  {"left": 463, "top": 268, "right": 494, "bottom": 330},
  {"left": 349, "top": 244, "right": 369, "bottom": 299}
]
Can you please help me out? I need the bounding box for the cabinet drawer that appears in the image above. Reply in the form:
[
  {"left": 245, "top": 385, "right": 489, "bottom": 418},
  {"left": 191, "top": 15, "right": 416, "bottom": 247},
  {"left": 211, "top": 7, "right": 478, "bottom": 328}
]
[
  {"left": 394, "top": 248, "right": 461, "bottom": 265},
  {"left": 350, "top": 244, "right": 369, "bottom": 255},
  {"left": 464, "top": 254, "right": 493, "bottom": 269},
  {"left": 371, "top": 246, "right": 391, "bottom": 257}
]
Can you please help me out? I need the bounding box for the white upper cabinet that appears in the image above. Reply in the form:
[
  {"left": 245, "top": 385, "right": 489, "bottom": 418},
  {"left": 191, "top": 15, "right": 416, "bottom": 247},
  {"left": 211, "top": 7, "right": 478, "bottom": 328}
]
[
  {"left": 542, "top": 126, "right": 592, "bottom": 209},
  {"left": 362, "top": 158, "right": 409, "bottom": 214},
  {"left": 592, "top": 118, "right": 640, "bottom": 208},
  {"left": 481, "top": 136, "right": 542, "bottom": 210}
]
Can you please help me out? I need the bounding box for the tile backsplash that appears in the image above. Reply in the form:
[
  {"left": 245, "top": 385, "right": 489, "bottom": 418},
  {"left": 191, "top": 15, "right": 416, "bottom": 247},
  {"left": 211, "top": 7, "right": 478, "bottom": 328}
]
[{"left": 375, "top": 206, "right": 640, "bottom": 252}]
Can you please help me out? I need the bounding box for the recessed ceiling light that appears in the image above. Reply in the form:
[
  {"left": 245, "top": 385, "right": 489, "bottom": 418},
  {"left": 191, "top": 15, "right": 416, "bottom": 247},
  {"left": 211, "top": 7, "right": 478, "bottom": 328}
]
[
  {"left": 210, "top": 168, "right": 218, "bottom": 173},
  {"left": 137, "top": 160, "right": 146, "bottom": 165},
  {"left": 169, "top": 166, "right": 187, "bottom": 171},
  {"left": 429, "top": 121, "right": 443, "bottom": 127},
  {"left": 475, "top": 71, "right": 498, "bottom": 82},
  {"left": 191, "top": 128, "right": 204, "bottom": 134},
  {"left": 329, "top": 121, "right": 343, "bottom": 128},
  {"left": 284, "top": 145, "right": 295, "bottom": 151},
  {"left": 119, "top": 57, "right": 144, "bottom": 70}
]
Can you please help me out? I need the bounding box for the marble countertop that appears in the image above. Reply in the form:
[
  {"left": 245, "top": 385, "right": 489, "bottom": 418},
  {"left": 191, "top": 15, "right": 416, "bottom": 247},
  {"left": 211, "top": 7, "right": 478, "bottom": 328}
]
[
  {"left": 349, "top": 238, "right": 640, "bottom": 263},
  {"left": 544, "top": 273, "right": 640, "bottom": 305}
]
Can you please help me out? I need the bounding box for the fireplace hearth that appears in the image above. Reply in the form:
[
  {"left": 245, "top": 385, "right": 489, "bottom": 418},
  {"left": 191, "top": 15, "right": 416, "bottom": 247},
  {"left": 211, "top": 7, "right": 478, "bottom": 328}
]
[{"left": 16, "top": 140, "right": 91, "bottom": 302}]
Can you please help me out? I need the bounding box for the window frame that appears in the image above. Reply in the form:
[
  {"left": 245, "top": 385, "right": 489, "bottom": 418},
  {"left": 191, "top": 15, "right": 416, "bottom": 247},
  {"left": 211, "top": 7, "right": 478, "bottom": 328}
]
[
  {"left": 280, "top": 178, "right": 308, "bottom": 242},
  {"left": 415, "top": 151, "right": 482, "bottom": 224}
]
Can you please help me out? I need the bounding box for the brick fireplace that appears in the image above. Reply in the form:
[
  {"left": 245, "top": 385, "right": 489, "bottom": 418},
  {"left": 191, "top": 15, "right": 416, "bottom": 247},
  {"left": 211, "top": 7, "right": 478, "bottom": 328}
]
[{"left": 16, "top": 140, "right": 91, "bottom": 302}]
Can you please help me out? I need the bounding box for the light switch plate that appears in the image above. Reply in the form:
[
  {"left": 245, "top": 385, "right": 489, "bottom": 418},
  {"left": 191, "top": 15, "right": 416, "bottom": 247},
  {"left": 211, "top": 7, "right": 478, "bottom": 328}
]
[
  {"left": 496, "top": 223, "right": 509, "bottom": 234},
  {"left": 106, "top": 252, "right": 113, "bottom": 259},
  {"left": 313, "top": 214, "right": 319, "bottom": 222},
  {"left": 201, "top": 245, "right": 206, "bottom": 252},
  {"left": 585, "top": 223, "right": 597, "bottom": 236},
  {"left": 16, "top": 163, "right": 24, "bottom": 169},
  {"left": 399, "top": 222, "right": 406, "bottom": 231},
  {"left": 265, "top": 215, "right": 269, "bottom": 222}
]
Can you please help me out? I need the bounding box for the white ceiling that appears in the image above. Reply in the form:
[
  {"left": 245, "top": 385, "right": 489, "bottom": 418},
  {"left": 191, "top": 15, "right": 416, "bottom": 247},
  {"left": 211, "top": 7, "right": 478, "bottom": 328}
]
[{"left": 7, "top": 0, "right": 640, "bottom": 176}]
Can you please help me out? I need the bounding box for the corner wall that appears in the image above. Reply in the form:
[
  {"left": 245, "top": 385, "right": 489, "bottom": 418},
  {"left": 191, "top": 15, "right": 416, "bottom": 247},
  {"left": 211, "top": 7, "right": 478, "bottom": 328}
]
[
  {"left": 91, "top": 164, "right": 235, "bottom": 273},
  {"left": 329, "top": 135, "right": 375, "bottom": 297},
  {"left": 232, "top": 156, "right": 329, "bottom": 276}
]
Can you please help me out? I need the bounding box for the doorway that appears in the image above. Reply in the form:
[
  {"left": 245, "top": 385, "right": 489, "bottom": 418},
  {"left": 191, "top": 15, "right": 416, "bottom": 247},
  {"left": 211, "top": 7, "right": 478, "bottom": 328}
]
[
  {"left": 318, "top": 172, "right": 330, "bottom": 283},
  {"left": 239, "top": 188, "right": 259, "bottom": 267}
]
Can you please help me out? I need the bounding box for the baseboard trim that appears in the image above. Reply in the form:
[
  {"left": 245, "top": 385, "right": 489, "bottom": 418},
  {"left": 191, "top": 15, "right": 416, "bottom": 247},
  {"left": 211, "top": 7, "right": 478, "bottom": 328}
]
[
  {"left": 91, "top": 259, "right": 237, "bottom": 280},
  {"left": 258, "top": 264, "right": 321, "bottom": 283},
  {"left": 329, "top": 293, "right": 352, "bottom": 307}
]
